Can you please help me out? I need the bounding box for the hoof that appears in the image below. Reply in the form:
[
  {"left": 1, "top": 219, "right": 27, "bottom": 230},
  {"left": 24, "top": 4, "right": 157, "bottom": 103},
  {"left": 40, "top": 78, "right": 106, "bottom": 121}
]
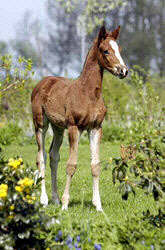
[
  {"left": 96, "top": 207, "right": 103, "bottom": 212},
  {"left": 92, "top": 200, "right": 103, "bottom": 212},
  {"left": 40, "top": 193, "right": 48, "bottom": 207},
  {"left": 62, "top": 204, "right": 68, "bottom": 211},
  {"left": 52, "top": 198, "right": 61, "bottom": 205}
]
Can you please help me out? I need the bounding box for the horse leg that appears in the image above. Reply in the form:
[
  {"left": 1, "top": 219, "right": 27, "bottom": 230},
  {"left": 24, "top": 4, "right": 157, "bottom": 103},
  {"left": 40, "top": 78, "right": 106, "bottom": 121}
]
[
  {"left": 89, "top": 128, "right": 103, "bottom": 211},
  {"left": 62, "top": 126, "right": 80, "bottom": 210},
  {"left": 35, "top": 121, "right": 49, "bottom": 206},
  {"left": 49, "top": 126, "right": 64, "bottom": 204}
]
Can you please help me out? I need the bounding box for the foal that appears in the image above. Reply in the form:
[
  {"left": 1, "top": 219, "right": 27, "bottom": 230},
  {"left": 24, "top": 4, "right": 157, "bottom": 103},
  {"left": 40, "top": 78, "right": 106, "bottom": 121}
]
[{"left": 31, "top": 25, "right": 128, "bottom": 211}]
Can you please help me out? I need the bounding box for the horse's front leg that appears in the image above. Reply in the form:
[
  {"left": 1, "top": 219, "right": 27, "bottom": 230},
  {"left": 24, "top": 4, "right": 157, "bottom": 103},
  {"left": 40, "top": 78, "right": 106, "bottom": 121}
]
[
  {"left": 62, "top": 126, "right": 80, "bottom": 210},
  {"left": 89, "top": 127, "right": 103, "bottom": 211}
]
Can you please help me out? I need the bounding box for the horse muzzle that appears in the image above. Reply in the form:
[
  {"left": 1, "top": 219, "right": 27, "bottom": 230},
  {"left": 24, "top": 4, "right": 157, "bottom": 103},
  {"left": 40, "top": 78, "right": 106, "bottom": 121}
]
[{"left": 114, "top": 65, "right": 128, "bottom": 79}]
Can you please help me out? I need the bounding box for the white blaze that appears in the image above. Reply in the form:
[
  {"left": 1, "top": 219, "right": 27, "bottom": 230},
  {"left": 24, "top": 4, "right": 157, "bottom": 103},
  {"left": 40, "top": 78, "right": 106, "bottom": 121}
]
[{"left": 109, "top": 40, "right": 126, "bottom": 68}]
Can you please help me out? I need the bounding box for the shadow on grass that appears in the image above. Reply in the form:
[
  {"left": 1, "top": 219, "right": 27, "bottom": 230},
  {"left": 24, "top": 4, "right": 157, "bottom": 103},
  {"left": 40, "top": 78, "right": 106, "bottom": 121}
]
[{"left": 69, "top": 199, "right": 94, "bottom": 209}]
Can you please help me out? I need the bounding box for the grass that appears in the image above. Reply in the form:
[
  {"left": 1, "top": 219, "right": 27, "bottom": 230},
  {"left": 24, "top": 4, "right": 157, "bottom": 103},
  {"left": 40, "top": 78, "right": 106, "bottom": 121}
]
[{"left": 4, "top": 137, "right": 158, "bottom": 249}]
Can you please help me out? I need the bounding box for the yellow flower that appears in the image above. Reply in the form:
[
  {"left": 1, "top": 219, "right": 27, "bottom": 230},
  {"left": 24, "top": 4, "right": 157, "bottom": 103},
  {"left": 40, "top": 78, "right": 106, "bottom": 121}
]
[
  {"left": 8, "top": 215, "right": 14, "bottom": 219},
  {"left": 0, "top": 184, "right": 8, "bottom": 191},
  {"left": 18, "top": 158, "right": 23, "bottom": 163},
  {"left": 0, "top": 184, "right": 8, "bottom": 199},
  {"left": 8, "top": 159, "right": 21, "bottom": 169},
  {"left": 26, "top": 195, "right": 31, "bottom": 200},
  {"left": 15, "top": 185, "right": 23, "bottom": 192},
  {"left": 10, "top": 205, "right": 15, "bottom": 211},
  {"left": 0, "top": 190, "right": 7, "bottom": 198},
  {"left": 18, "top": 177, "right": 34, "bottom": 187}
]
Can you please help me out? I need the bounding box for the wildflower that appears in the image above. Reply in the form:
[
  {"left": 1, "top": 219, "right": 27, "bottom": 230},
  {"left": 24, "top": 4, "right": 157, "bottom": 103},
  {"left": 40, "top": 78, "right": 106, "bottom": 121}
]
[
  {"left": 66, "top": 236, "right": 72, "bottom": 245},
  {"left": 18, "top": 158, "right": 23, "bottom": 163},
  {"left": 10, "top": 205, "right": 15, "bottom": 210},
  {"left": 94, "top": 244, "right": 101, "bottom": 250},
  {"left": 0, "top": 184, "right": 8, "bottom": 191},
  {"left": 58, "top": 230, "right": 62, "bottom": 238},
  {"left": 74, "top": 242, "right": 78, "bottom": 248},
  {"left": 8, "top": 159, "right": 21, "bottom": 169},
  {"left": 0, "top": 184, "right": 8, "bottom": 198},
  {"left": 18, "top": 177, "right": 34, "bottom": 187},
  {"left": 15, "top": 185, "right": 23, "bottom": 192},
  {"left": 26, "top": 195, "right": 31, "bottom": 200},
  {"left": 55, "top": 236, "right": 59, "bottom": 242},
  {"left": 76, "top": 236, "right": 80, "bottom": 242},
  {"left": 8, "top": 215, "right": 14, "bottom": 219},
  {"left": 0, "top": 191, "right": 7, "bottom": 198}
]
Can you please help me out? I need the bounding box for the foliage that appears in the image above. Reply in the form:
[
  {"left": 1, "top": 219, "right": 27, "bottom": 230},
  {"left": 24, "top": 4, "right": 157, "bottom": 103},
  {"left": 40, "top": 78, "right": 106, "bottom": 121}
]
[
  {"left": 115, "top": 214, "right": 165, "bottom": 249},
  {"left": 112, "top": 136, "right": 165, "bottom": 205},
  {"left": 0, "top": 54, "right": 34, "bottom": 126},
  {"left": 0, "top": 123, "right": 23, "bottom": 147},
  {"left": 57, "top": 0, "right": 127, "bottom": 33},
  {"left": 102, "top": 72, "right": 131, "bottom": 122},
  {"left": 111, "top": 68, "right": 165, "bottom": 228},
  {"left": 0, "top": 54, "right": 33, "bottom": 94},
  {"left": 0, "top": 156, "right": 57, "bottom": 249},
  {"left": 102, "top": 121, "right": 125, "bottom": 142}
]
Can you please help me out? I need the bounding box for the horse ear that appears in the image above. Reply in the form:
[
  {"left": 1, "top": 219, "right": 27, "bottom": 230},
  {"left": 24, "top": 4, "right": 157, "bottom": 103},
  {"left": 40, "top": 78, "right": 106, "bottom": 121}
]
[
  {"left": 111, "top": 26, "right": 120, "bottom": 40},
  {"left": 97, "top": 25, "right": 107, "bottom": 47}
]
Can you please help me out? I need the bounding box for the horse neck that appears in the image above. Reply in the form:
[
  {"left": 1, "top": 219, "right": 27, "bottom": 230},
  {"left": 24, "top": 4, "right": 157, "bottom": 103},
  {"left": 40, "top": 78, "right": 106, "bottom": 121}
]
[{"left": 79, "top": 44, "right": 104, "bottom": 96}]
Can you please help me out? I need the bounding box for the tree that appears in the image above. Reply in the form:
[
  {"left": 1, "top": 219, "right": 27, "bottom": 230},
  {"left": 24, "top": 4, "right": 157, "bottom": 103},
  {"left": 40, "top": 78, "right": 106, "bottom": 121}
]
[
  {"left": 57, "top": 0, "right": 127, "bottom": 65},
  {"left": 107, "top": 0, "right": 165, "bottom": 76},
  {"left": 44, "top": 0, "right": 81, "bottom": 75}
]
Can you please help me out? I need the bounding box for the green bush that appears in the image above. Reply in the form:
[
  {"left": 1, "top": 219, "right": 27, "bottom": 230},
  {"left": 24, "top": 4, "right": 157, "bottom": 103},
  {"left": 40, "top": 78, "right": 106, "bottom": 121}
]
[
  {"left": 0, "top": 123, "right": 23, "bottom": 146},
  {"left": 102, "top": 122, "right": 125, "bottom": 142},
  {"left": 0, "top": 156, "right": 56, "bottom": 249}
]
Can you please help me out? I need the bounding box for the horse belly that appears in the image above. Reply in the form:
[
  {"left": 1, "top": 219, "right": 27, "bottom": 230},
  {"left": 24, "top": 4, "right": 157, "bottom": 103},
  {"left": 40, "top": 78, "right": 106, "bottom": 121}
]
[{"left": 44, "top": 98, "right": 67, "bottom": 128}]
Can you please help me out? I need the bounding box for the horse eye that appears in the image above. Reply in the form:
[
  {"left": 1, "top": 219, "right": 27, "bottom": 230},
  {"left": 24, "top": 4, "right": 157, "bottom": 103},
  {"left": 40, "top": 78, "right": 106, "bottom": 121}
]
[{"left": 104, "top": 50, "right": 109, "bottom": 55}]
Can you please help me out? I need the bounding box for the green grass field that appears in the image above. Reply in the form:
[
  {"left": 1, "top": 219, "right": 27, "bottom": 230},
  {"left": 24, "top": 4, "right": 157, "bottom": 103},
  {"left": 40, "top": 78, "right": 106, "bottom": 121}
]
[{"left": 4, "top": 138, "right": 158, "bottom": 249}]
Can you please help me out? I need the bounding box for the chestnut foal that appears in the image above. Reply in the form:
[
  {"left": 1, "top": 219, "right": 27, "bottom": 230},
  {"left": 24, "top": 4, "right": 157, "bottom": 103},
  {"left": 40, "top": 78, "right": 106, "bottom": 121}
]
[{"left": 31, "top": 25, "right": 128, "bottom": 211}]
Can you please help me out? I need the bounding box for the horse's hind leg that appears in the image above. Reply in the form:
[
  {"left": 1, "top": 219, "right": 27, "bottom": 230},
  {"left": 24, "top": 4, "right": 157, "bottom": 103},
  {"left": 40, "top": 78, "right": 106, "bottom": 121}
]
[
  {"left": 49, "top": 126, "right": 64, "bottom": 204},
  {"left": 62, "top": 126, "right": 80, "bottom": 210},
  {"left": 35, "top": 117, "right": 49, "bottom": 206}
]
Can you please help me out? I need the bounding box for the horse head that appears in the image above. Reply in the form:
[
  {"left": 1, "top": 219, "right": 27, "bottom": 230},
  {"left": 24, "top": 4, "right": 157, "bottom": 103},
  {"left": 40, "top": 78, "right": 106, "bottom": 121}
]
[{"left": 97, "top": 25, "right": 128, "bottom": 79}]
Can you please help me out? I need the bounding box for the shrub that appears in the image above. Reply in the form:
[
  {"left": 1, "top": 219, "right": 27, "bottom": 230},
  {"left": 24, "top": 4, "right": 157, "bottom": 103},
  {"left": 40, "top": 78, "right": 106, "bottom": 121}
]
[
  {"left": 102, "top": 122, "right": 125, "bottom": 142},
  {"left": 0, "top": 123, "right": 23, "bottom": 146},
  {"left": 0, "top": 156, "right": 55, "bottom": 249}
]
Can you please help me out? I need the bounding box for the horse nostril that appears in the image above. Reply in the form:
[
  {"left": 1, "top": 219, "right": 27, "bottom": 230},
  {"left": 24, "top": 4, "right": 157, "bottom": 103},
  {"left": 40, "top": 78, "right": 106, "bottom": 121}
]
[{"left": 120, "top": 68, "right": 124, "bottom": 76}]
